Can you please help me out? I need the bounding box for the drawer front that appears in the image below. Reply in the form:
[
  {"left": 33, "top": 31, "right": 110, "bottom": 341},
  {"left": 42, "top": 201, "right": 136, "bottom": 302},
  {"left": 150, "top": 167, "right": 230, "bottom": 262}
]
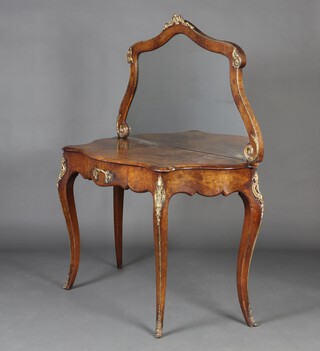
[{"left": 90, "top": 163, "right": 128, "bottom": 187}]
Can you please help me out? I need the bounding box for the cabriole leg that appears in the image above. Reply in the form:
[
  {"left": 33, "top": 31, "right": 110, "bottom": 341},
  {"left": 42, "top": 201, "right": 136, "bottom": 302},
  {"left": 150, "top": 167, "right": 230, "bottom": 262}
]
[
  {"left": 153, "top": 176, "right": 169, "bottom": 338},
  {"left": 57, "top": 157, "right": 80, "bottom": 290},
  {"left": 237, "top": 172, "right": 264, "bottom": 327}
]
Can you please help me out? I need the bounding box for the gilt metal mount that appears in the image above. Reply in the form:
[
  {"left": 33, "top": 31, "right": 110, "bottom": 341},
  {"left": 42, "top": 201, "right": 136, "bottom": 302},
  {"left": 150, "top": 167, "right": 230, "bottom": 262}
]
[{"left": 92, "top": 167, "right": 114, "bottom": 184}]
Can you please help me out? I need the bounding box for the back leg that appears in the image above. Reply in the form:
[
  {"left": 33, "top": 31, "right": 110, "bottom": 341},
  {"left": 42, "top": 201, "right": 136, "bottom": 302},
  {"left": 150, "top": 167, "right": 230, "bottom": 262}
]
[{"left": 113, "top": 186, "right": 124, "bottom": 269}]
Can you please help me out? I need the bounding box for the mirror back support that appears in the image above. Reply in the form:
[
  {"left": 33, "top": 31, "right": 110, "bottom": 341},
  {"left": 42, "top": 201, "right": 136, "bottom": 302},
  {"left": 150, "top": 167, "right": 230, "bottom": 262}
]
[{"left": 116, "top": 14, "right": 263, "bottom": 163}]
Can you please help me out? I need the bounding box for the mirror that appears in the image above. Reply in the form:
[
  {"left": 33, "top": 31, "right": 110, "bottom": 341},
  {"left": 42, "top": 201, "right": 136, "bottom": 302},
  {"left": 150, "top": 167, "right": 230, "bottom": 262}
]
[{"left": 128, "top": 34, "right": 246, "bottom": 136}]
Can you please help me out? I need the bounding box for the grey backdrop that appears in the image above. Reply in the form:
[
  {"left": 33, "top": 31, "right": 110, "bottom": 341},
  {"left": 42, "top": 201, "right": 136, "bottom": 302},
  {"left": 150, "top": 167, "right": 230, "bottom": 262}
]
[{"left": 1, "top": 0, "right": 320, "bottom": 251}]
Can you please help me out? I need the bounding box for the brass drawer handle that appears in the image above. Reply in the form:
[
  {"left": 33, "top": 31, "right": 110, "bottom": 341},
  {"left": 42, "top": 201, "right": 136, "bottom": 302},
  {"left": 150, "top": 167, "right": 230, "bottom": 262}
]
[{"left": 92, "top": 167, "right": 114, "bottom": 184}]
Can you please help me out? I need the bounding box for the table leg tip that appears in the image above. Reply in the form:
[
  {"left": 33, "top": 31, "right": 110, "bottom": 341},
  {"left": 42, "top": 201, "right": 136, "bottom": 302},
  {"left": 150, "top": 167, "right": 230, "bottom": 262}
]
[{"left": 155, "top": 328, "right": 163, "bottom": 338}]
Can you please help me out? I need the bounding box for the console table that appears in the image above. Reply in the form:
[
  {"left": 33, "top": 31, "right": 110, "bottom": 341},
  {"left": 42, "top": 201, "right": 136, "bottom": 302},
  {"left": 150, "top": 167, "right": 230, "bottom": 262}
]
[{"left": 57, "top": 14, "right": 264, "bottom": 338}]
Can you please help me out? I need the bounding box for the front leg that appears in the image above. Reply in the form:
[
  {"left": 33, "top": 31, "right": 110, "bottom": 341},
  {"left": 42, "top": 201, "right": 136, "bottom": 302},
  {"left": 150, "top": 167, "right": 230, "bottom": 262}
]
[
  {"left": 57, "top": 156, "right": 80, "bottom": 290},
  {"left": 153, "top": 175, "right": 169, "bottom": 338},
  {"left": 237, "top": 171, "right": 264, "bottom": 327}
]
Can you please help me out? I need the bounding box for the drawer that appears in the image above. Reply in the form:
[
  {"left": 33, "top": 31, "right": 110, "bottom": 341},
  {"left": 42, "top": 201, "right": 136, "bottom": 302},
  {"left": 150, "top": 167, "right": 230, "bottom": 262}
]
[{"left": 90, "top": 162, "right": 128, "bottom": 187}]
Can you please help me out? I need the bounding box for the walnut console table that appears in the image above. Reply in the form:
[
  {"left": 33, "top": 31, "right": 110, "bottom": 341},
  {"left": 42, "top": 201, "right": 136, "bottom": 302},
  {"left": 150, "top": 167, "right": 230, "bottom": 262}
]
[{"left": 57, "top": 14, "right": 264, "bottom": 338}]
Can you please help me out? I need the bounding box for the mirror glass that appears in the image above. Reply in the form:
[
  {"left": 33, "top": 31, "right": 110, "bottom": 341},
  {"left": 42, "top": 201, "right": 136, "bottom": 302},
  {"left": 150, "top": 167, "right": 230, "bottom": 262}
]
[{"left": 128, "top": 34, "right": 246, "bottom": 136}]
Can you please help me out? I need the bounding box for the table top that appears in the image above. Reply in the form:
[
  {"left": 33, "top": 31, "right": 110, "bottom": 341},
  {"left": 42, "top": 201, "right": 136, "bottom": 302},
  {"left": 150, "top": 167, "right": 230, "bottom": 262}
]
[{"left": 64, "top": 130, "right": 250, "bottom": 172}]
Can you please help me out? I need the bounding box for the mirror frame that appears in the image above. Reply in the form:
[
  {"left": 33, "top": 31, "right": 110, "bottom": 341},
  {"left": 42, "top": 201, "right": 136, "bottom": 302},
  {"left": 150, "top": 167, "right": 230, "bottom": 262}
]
[{"left": 116, "top": 14, "right": 263, "bottom": 163}]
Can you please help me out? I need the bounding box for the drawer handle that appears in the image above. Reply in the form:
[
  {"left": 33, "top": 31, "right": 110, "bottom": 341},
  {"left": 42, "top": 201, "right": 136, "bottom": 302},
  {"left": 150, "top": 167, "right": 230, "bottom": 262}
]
[{"left": 92, "top": 167, "right": 114, "bottom": 184}]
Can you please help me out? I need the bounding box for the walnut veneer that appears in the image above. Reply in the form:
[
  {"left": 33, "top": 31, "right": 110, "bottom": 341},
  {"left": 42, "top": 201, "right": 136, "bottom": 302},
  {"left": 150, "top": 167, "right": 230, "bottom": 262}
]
[{"left": 57, "top": 14, "right": 264, "bottom": 338}]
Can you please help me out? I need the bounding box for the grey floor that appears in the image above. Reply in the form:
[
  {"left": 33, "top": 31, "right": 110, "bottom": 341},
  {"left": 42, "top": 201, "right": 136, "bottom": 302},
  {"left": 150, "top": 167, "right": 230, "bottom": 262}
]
[{"left": 1, "top": 248, "right": 320, "bottom": 351}]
